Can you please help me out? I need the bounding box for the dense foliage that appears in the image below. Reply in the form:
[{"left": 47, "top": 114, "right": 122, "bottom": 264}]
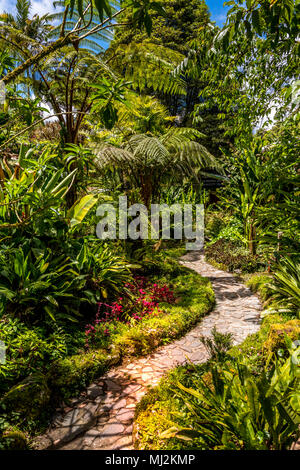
[
  {"left": 134, "top": 334, "right": 300, "bottom": 450},
  {"left": 0, "top": 0, "right": 299, "bottom": 451}
]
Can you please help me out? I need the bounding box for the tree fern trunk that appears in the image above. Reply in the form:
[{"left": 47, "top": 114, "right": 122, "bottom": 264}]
[{"left": 2, "top": 36, "right": 73, "bottom": 85}]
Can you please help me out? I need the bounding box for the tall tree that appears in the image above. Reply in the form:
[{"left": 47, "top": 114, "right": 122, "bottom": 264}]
[
  {"left": 180, "top": 0, "right": 299, "bottom": 138},
  {"left": 113, "top": 0, "right": 211, "bottom": 55},
  {"left": 111, "top": 0, "right": 234, "bottom": 158},
  {"left": 0, "top": 0, "right": 167, "bottom": 85}
]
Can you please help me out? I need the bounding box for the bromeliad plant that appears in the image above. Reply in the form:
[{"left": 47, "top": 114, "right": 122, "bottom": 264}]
[
  {"left": 75, "top": 241, "right": 135, "bottom": 299},
  {"left": 265, "top": 257, "right": 300, "bottom": 319},
  {"left": 162, "top": 345, "right": 300, "bottom": 450},
  {"left": 0, "top": 247, "right": 92, "bottom": 323},
  {"left": 0, "top": 144, "right": 77, "bottom": 230}
]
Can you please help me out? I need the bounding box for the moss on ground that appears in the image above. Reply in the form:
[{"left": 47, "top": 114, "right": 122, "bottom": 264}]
[
  {"left": 0, "top": 250, "right": 214, "bottom": 448},
  {"left": 263, "top": 319, "right": 300, "bottom": 354},
  {"left": 246, "top": 273, "right": 272, "bottom": 301},
  {"left": 133, "top": 309, "right": 299, "bottom": 450},
  {"left": 134, "top": 365, "right": 209, "bottom": 450},
  {"left": 228, "top": 313, "right": 289, "bottom": 372}
]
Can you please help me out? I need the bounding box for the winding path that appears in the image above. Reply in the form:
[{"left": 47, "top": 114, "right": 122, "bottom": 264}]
[{"left": 34, "top": 252, "right": 261, "bottom": 450}]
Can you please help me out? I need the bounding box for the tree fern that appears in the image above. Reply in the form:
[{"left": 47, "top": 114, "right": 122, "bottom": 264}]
[
  {"left": 106, "top": 42, "right": 186, "bottom": 96},
  {"left": 91, "top": 125, "right": 222, "bottom": 206}
]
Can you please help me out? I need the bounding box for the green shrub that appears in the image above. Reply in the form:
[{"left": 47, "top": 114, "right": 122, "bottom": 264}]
[
  {"left": 1, "top": 373, "right": 51, "bottom": 418},
  {"left": 263, "top": 320, "right": 300, "bottom": 354},
  {"left": 135, "top": 348, "right": 300, "bottom": 450},
  {"left": 0, "top": 318, "right": 68, "bottom": 393},
  {"left": 205, "top": 239, "right": 263, "bottom": 273},
  {"left": 205, "top": 212, "right": 243, "bottom": 242},
  {"left": 200, "top": 326, "right": 234, "bottom": 362},
  {"left": 134, "top": 365, "right": 203, "bottom": 450},
  {"left": 0, "top": 247, "right": 91, "bottom": 323},
  {"left": 48, "top": 349, "right": 118, "bottom": 400},
  {"left": 267, "top": 257, "right": 300, "bottom": 318},
  {"left": 228, "top": 313, "right": 288, "bottom": 372},
  {"left": 246, "top": 274, "right": 272, "bottom": 301},
  {"left": 0, "top": 427, "right": 29, "bottom": 450},
  {"left": 75, "top": 241, "right": 134, "bottom": 299}
]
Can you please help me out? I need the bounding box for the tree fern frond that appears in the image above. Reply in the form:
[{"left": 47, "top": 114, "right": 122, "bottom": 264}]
[
  {"left": 107, "top": 42, "right": 186, "bottom": 96},
  {"left": 93, "top": 145, "right": 134, "bottom": 169}
]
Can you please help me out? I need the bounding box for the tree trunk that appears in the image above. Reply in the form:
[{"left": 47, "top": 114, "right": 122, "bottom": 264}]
[
  {"left": 248, "top": 221, "right": 256, "bottom": 256},
  {"left": 2, "top": 36, "right": 73, "bottom": 85}
]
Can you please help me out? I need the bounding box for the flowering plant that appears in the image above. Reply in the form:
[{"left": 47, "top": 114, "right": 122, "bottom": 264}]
[{"left": 85, "top": 276, "right": 175, "bottom": 349}]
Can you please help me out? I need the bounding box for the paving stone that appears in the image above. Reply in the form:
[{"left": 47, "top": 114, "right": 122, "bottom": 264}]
[
  {"left": 102, "top": 423, "right": 125, "bottom": 436},
  {"left": 111, "top": 398, "right": 127, "bottom": 410},
  {"left": 121, "top": 384, "right": 142, "bottom": 396},
  {"left": 35, "top": 253, "right": 261, "bottom": 451},
  {"left": 106, "top": 379, "right": 122, "bottom": 391},
  {"left": 87, "top": 384, "right": 104, "bottom": 399},
  {"left": 34, "top": 402, "right": 99, "bottom": 449},
  {"left": 126, "top": 403, "right": 136, "bottom": 409},
  {"left": 115, "top": 409, "right": 135, "bottom": 423}
]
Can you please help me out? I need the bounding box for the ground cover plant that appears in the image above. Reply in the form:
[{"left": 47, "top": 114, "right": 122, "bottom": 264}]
[{"left": 134, "top": 321, "right": 300, "bottom": 450}]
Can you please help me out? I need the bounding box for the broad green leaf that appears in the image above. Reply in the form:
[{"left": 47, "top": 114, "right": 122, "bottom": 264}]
[{"left": 68, "top": 194, "right": 98, "bottom": 227}]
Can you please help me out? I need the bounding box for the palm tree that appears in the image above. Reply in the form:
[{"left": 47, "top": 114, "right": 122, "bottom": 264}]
[{"left": 0, "top": 0, "right": 53, "bottom": 102}]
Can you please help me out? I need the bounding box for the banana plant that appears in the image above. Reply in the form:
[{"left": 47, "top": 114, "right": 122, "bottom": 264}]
[
  {"left": 67, "top": 194, "right": 98, "bottom": 228},
  {"left": 0, "top": 145, "right": 78, "bottom": 228},
  {"left": 220, "top": 141, "right": 267, "bottom": 255}
]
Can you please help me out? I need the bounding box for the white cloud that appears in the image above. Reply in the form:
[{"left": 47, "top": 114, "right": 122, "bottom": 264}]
[
  {"left": 0, "top": 0, "right": 56, "bottom": 17},
  {"left": 0, "top": 0, "right": 16, "bottom": 15},
  {"left": 30, "top": 0, "right": 56, "bottom": 17}
]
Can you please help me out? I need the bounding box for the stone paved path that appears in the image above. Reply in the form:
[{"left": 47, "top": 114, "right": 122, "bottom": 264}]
[{"left": 34, "top": 252, "right": 261, "bottom": 451}]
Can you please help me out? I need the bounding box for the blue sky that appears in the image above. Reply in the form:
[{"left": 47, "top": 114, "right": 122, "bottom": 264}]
[
  {"left": 0, "top": 1, "right": 229, "bottom": 26},
  {"left": 206, "top": 1, "right": 229, "bottom": 26}
]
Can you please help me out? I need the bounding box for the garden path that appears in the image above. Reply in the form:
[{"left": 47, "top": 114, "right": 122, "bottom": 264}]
[{"left": 34, "top": 252, "right": 261, "bottom": 450}]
